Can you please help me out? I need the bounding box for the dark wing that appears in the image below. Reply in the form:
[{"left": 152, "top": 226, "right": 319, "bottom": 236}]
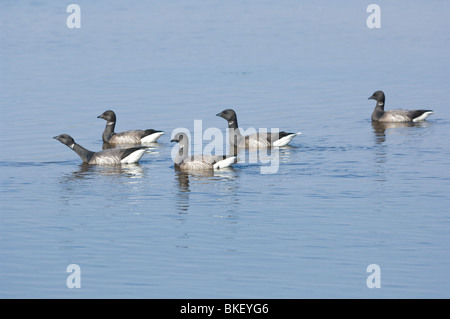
[
  {"left": 267, "top": 131, "right": 294, "bottom": 143},
  {"left": 142, "top": 129, "right": 163, "bottom": 137},
  {"left": 406, "top": 110, "right": 433, "bottom": 120},
  {"left": 246, "top": 131, "right": 294, "bottom": 147}
]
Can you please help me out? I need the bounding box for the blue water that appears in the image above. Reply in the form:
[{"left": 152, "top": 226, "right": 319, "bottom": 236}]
[{"left": 1, "top": 1, "right": 450, "bottom": 298}]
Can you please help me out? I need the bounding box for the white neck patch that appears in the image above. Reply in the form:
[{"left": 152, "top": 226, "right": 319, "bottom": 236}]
[
  {"left": 69, "top": 143, "right": 75, "bottom": 149},
  {"left": 107, "top": 122, "right": 115, "bottom": 125},
  {"left": 378, "top": 102, "right": 384, "bottom": 106}
]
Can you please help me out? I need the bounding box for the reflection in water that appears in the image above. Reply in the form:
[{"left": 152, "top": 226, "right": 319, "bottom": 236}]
[
  {"left": 371, "top": 121, "right": 432, "bottom": 208},
  {"left": 62, "top": 162, "right": 145, "bottom": 181},
  {"left": 173, "top": 167, "right": 239, "bottom": 215},
  {"left": 233, "top": 146, "right": 298, "bottom": 175},
  {"left": 174, "top": 170, "right": 194, "bottom": 214},
  {"left": 57, "top": 163, "right": 147, "bottom": 209},
  {"left": 277, "top": 145, "right": 298, "bottom": 163},
  {"left": 372, "top": 121, "right": 431, "bottom": 145},
  {"left": 372, "top": 120, "right": 432, "bottom": 168}
]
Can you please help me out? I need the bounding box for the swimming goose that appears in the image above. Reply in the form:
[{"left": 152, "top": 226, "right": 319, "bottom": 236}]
[
  {"left": 369, "top": 91, "right": 434, "bottom": 123},
  {"left": 97, "top": 110, "right": 164, "bottom": 145},
  {"left": 53, "top": 134, "right": 147, "bottom": 165},
  {"left": 216, "top": 109, "right": 301, "bottom": 149},
  {"left": 170, "top": 132, "right": 237, "bottom": 171}
]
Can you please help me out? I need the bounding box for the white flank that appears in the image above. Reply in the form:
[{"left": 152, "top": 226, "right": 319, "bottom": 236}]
[
  {"left": 272, "top": 132, "right": 302, "bottom": 147},
  {"left": 141, "top": 132, "right": 164, "bottom": 143},
  {"left": 412, "top": 111, "right": 434, "bottom": 122},
  {"left": 121, "top": 149, "right": 147, "bottom": 164},
  {"left": 213, "top": 156, "right": 237, "bottom": 170}
]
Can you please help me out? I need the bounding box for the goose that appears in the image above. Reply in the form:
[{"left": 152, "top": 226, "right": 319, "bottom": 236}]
[
  {"left": 53, "top": 134, "right": 147, "bottom": 165},
  {"left": 97, "top": 110, "right": 164, "bottom": 145},
  {"left": 170, "top": 132, "right": 237, "bottom": 171},
  {"left": 369, "top": 91, "right": 434, "bottom": 123},
  {"left": 216, "top": 109, "right": 301, "bottom": 149}
]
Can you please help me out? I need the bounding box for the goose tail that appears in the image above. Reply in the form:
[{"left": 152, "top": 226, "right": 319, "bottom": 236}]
[
  {"left": 213, "top": 156, "right": 237, "bottom": 170},
  {"left": 272, "top": 131, "right": 302, "bottom": 147}
]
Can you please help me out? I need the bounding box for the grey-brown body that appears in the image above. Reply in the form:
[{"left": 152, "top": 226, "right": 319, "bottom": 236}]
[
  {"left": 54, "top": 134, "right": 147, "bottom": 165},
  {"left": 216, "top": 109, "right": 300, "bottom": 151},
  {"left": 171, "top": 132, "right": 236, "bottom": 171},
  {"left": 369, "top": 91, "right": 434, "bottom": 123},
  {"left": 97, "top": 110, "right": 164, "bottom": 145}
]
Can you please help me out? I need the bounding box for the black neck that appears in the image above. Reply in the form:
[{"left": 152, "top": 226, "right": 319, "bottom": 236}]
[
  {"left": 227, "top": 127, "right": 243, "bottom": 156},
  {"left": 374, "top": 96, "right": 385, "bottom": 111},
  {"left": 102, "top": 122, "right": 116, "bottom": 142},
  {"left": 375, "top": 101, "right": 385, "bottom": 111},
  {"left": 71, "top": 143, "right": 95, "bottom": 163},
  {"left": 371, "top": 102, "right": 385, "bottom": 121},
  {"left": 227, "top": 118, "right": 238, "bottom": 129}
]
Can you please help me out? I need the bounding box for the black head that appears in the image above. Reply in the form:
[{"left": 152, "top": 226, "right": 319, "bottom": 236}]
[
  {"left": 97, "top": 110, "right": 116, "bottom": 123},
  {"left": 53, "top": 134, "right": 75, "bottom": 147},
  {"left": 216, "top": 109, "right": 237, "bottom": 121},
  {"left": 368, "top": 91, "right": 385, "bottom": 103},
  {"left": 170, "top": 132, "right": 188, "bottom": 144}
]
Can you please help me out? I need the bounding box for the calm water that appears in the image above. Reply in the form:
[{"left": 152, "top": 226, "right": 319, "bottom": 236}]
[{"left": 1, "top": 1, "right": 450, "bottom": 298}]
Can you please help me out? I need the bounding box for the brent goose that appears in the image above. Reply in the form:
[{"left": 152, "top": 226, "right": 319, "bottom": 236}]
[
  {"left": 53, "top": 134, "right": 147, "bottom": 164},
  {"left": 216, "top": 109, "right": 301, "bottom": 149},
  {"left": 97, "top": 110, "right": 164, "bottom": 145},
  {"left": 171, "top": 132, "right": 237, "bottom": 171},
  {"left": 369, "top": 91, "right": 434, "bottom": 122}
]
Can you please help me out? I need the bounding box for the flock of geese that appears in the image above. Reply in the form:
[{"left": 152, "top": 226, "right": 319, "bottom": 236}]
[{"left": 54, "top": 90, "right": 434, "bottom": 171}]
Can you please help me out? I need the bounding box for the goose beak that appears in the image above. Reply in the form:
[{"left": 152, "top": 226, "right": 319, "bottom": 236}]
[
  {"left": 216, "top": 112, "right": 222, "bottom": 117},
  {"left": 97, "top": 115, "right": 103, "bottom": 119},
  {"left": 368, "top": 95, "right": 375, "bottom": 100},
  {"left": 170, "top": 139, "right": 178, "bottom": 143},
  {"left": 53, "top": 136, "right": 58, "bottom": 140}
]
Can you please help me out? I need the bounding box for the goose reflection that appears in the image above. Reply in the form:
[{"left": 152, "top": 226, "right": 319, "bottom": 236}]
[
  {"left": 174, "top": 167, "right": 239, "bottom": 215},
  {"left": 233, "top": 146, "right": 297, "bottom": 175},
  {"left": 58, "top": 162, "right": 147, "bottom": 208},
  {"left": 372, "top": 121, "right": 431, "bottom": 145},
  {"left": 274, "top": 145, "right": 298, "bottom": 164},
  {"left": 371, "top": 120, "right": 432, "bottom": 189},
  {"left": 62, "top": 162, "right": 145, "bottom": 182}
]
